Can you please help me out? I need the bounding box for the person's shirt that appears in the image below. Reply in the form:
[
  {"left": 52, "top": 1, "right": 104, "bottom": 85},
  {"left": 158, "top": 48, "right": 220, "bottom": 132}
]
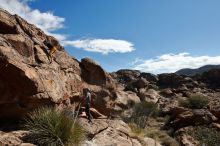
[{"left": 85, "top": 92, "right": 91, "bottom": 105}]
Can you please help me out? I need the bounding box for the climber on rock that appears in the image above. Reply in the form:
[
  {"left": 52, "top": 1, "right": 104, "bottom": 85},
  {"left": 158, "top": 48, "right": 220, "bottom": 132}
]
[
  {"left": 32, "top": 37, "right": 57, "bottom": 63},
  {"left": 44, "top": 42, "right": 57, "bottom": 63}
]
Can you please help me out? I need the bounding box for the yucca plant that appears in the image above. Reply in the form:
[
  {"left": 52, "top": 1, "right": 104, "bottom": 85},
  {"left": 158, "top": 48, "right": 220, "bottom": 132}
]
[{"left": 23, "top": 106, "right": 85, "bottom": 146}]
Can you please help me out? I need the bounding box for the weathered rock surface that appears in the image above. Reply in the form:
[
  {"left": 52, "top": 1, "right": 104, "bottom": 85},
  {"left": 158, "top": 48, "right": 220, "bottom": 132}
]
[
  {"left": 0, "top": 130, "right": 35, "bottom": 146},
  {"left": 0, "top": 9, "right": 117, "bottom": 118},
  {"left": 158, "top": 73, "right": 186, "bottom": 88},
  {"left": 114, "top": 91, "right": 140, "bottom": 110},
  {"left": 81, "top": 58, "right": 114, "bottom": 88},
  {"left": 79, "top": 118, "right": 161, "bottom": 146},
  {"left": 176, "top": 127, "right": 200, "bottom": 146},
  {"left": 170, "top": 109, "right": 218, "bottom": 129},
  {"left": 138, "top": 88, "right": 161, "bottom": 103},
  {"left": 113, "top": 69, "right": 141, "bottom": 84}
]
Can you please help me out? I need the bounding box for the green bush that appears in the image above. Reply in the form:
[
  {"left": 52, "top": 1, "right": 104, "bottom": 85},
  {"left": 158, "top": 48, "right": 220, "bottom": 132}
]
[
  {"left": 23, "top": 106, "right": 85, "bottom": 146},
  {"left": 179, "top": 94, "right": 209, "bottom": 109},
  {"left": 144, "top": 127, "right": 180, "bottom": 146},
  {"left": 190, "top": 126, "right": 220, "bottom": 146},
  {"left": 123, "top": 101, "right": 160, "bottom": 128}
]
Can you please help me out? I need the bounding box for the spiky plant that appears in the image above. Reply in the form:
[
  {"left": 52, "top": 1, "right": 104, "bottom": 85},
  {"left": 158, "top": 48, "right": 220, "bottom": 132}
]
[{"left": 23, "top": 106, "right": 85, "bottom": 146}]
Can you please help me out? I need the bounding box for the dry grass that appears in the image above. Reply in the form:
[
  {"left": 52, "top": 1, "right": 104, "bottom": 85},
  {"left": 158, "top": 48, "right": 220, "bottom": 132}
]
[{"left": 128, "top": 117, "right": 179, "bottom": 146}]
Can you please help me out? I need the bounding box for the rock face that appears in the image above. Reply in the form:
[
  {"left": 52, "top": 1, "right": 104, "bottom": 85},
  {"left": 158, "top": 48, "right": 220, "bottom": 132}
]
[{"left": 0, "top": 9, "right": 114, "bottom": 119}]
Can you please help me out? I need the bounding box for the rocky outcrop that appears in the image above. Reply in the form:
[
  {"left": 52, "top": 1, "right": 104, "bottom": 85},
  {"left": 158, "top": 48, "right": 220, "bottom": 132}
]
[
  {"left": 0, "top": 9, "right": 80, "bottom": 118},
  {"left": 0, "top": 9, "right": 116, "bottom": 119}
]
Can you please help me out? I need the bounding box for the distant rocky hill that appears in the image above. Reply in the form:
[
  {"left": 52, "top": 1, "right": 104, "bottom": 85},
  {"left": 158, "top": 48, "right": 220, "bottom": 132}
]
[{"left": 175, "top": 65, "right": 220, "bottom": 76}]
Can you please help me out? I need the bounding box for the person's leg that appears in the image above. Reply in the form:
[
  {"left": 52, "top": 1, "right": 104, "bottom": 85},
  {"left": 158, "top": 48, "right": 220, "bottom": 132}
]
[
  {"left": 49, "top": 47, "right": 56, "bottom": 57},
  {"left": 85, "top": 104, "right": 92, "bottom": 122},
  {"left": 48, "top": 48, "right": 56, "bottom": 63}
]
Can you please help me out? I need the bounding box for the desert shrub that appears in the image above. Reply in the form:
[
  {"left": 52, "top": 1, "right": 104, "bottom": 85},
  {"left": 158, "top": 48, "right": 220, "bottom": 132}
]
[
  {"left": 190, "top": 126, "right": 220, "bottom": 146},
  {"left": 144, "top": 127, "right": 180, "bottom": 146},
  {"left": 23, "top": 106, "right": 85, "bottom": 146},
  {"left": 161, "top": 136, "right": 180, "bottom": 146},
  {"left": 179, "top": 94, "right": 209, "bottom": 109},
  {"left": 123, "top": 101, "right": 160, "bottom": 128}
]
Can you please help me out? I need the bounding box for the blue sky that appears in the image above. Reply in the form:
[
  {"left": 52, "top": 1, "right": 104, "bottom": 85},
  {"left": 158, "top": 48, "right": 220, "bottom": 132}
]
[{"left": 1, "top": 0, "right": 220, "bottom": 74}]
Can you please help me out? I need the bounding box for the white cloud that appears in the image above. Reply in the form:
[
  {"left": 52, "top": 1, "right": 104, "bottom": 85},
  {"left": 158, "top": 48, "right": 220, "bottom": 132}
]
[
  {"left": 63, "top": 39, "right": 135, "bottom": 54},
  {"left": 0, "top": 0, "right": 65, "bottom": 32},
  {"left": 133, "top": 53, "right": 220, "bottom": 74}
]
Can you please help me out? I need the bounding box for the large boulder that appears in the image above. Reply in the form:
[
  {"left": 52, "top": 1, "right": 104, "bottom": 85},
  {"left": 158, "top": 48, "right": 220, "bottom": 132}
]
[
  {"left": 137, "top": 88, "right": 161, "bottom": 103},
  {"left": 132, "top": 77, "right": 149, "bottom": 90},
  {"left": 114, "top": 91, "right": 140, "bottom": 110},
  {"left": 140, "top": 72, "right": 158, "bottom": 83},
  {"left": 158, "top": 73, "right": 186, "bottom": 88},
  {"left": 170, "top": 109, "right": 218, "bottom": 129},
  {"left": 124, "top": 78, "right": 149, "bottom": 92},
  {"left": 81, "top": 58, "right": 114, "bottom": 87},
  {"left": 114, "top": 69, "right": 141, "bottom": 84}
]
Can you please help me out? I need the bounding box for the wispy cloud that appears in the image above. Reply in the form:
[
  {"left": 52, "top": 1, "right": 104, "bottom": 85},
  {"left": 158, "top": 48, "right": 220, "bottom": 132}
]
[
  {"left": 63, "top": 39, "right": 135, "bottom": 55},
  {"left": 0, "top": 0, "right": 135, "bottom": 54},
  {"left": 133, "top": 53, "right": 220, "bottom": 74},
  {"left": 129, "top": 57, "right": 145, "bottom": 66}
]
